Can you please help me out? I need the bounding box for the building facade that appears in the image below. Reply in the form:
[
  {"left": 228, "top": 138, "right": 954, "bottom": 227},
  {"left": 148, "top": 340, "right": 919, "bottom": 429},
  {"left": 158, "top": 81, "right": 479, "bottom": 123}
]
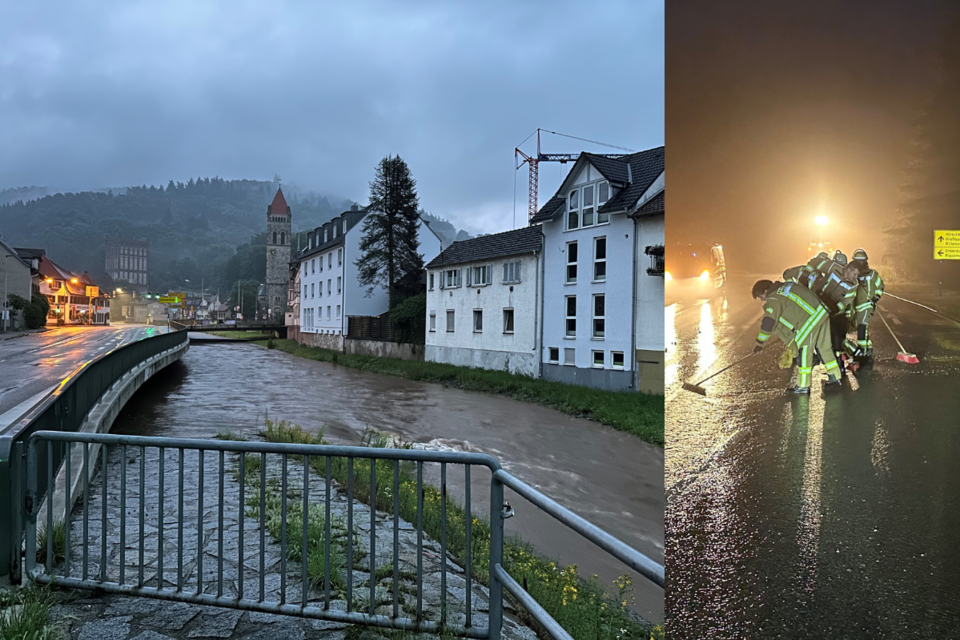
[
  {"left": 1, "top": 236, "right": 33, "bottom": 331},
  {"left": 531, "top": 147, "right": 665, "bottom": 392},
  {"left": 105, "top": 238, "right": 149, "bottom": 292},
  {"left": 296, "top": 205, "right": 443, "bottom": 349},
  {"left": 424, "top": 226, "right": 543, "bottom": 377},
  {"left": 266, "top": 187, "right": 292, "bottom": 321},
  {"left": 631, "top": 184, "right": 665, "bottom": 393}
]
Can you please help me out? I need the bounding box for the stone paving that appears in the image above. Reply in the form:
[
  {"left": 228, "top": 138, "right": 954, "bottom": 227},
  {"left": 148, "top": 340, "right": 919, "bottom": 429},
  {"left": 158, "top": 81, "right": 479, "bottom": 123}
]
[{"left": 41, "top": 444, "right": 536, "bottom": 640}]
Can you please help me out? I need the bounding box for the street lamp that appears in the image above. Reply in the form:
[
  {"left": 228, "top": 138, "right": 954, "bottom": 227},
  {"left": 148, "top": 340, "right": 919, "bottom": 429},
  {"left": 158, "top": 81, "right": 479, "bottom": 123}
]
[{"left": 814, "top": 215, "right": 829, "bottom": 245}]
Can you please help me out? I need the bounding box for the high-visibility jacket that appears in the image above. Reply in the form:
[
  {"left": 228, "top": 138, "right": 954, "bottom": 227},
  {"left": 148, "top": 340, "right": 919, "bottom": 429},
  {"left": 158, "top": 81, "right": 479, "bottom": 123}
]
[
  {"left": 756, "top": 282, "right": 829, "bottom": 349},
  {"left": 783, "top": 264, "right": 818, "bottom": 289},
  {"left": 817, "top": 270, "right": 858, "bottom": 317},
  {"left": 850, "top": 269, "right": 885, "bottom": 325}
]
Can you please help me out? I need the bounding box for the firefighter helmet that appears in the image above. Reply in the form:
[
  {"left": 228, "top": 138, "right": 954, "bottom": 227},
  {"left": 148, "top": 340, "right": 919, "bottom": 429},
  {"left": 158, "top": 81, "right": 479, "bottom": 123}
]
[
  {"left": 853, "top": 248, "right": 868, "bottom": 261},
  {"left": 833, "top": 250, "right": 848, "bottom": 266},
  {"left": 817, "top": 251, "right": 828, "bottom": 259}
]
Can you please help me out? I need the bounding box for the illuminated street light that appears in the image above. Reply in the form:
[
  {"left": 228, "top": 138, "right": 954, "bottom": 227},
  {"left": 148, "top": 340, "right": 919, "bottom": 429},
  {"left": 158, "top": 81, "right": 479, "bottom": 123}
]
[{"left": 815, "top": 215, "right": 829, "bottom": 226}]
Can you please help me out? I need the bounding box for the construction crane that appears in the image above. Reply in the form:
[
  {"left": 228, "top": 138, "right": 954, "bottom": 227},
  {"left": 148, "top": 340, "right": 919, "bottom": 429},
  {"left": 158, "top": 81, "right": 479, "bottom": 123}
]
[{"left": 515, "top": 129, "right": 635, "bottom": 222}]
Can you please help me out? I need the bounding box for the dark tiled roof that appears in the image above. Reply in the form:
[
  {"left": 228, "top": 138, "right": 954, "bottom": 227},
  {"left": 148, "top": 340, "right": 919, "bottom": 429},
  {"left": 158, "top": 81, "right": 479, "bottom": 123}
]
[
  {"left": 530, "top": 147, "right": 664, "bottom": 223},
  {"left": 631, "top": 189, "right": 664, "bottom": 218},
  {"left": 426, "top": 226, "right": 543, "bottom": 269},
  {"left": 598, "top": 147, "right": 664, "bottom": 213}
]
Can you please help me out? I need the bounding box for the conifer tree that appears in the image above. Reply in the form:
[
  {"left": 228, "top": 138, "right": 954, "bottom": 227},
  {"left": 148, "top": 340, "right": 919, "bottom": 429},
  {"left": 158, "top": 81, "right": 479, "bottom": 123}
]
[{"left": 356, "top": 155, "right": 424, "bottom": 309}]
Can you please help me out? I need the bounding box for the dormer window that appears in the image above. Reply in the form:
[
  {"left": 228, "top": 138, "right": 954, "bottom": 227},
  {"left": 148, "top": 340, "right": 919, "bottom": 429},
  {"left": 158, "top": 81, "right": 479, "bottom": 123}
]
[
  {"left": 567, "top": 181, "right": 610, "bottom": 230},
  {"left": 599, "top": 181, "right": 609, "bottom": 204},
  {"left": 568, "top": 190, "right": 579, "bottom": 230},
  {"left": 333, "top": 224, "right": 338, "bottom": 238},
  {"left": 324, "top": 229, "right": 328, "bottom": 242}
]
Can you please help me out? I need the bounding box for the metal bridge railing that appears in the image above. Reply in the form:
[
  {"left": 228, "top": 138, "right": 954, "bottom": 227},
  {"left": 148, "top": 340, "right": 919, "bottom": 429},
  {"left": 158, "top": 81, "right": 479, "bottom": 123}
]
[
  {"left": 23, "top": 431, "right": 663, "bottom": 640},
  {"left": 0, "top": 329, "right": 188, "bottom": 581}
]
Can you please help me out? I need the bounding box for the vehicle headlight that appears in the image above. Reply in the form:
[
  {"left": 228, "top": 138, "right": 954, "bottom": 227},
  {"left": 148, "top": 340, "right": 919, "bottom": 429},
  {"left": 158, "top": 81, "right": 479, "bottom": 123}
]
[
  {"left": 665, "top": 271, "right": 673, "bottom": 281},
  {"left": 700, "top": 270, "right": 711, "bottom": 282}
]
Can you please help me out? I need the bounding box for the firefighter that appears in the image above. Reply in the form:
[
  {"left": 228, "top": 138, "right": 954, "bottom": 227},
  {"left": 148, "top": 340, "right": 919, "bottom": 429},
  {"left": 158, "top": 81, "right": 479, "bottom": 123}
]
[
  {"left": 752, "top": 279, "right": 842, "bottom": 394},
  {"left": 844, "top": 248, "right": 884, "bottom": 365},
  {"left": 784, "top": 252, "right": 829, "bottom": 288}
]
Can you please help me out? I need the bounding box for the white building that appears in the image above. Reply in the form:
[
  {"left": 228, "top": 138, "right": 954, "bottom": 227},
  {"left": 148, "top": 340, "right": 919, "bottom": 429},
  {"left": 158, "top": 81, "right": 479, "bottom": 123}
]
[
  {"left": 530, "top": 148, "right": 665, "bottom": 392},
  {"left": 1, "top": 236, "right": 33, "bottom": 331},
  {"left": 631, "top": 184, "right": 665, "bottom": 393},
  {"left": 424, "top": 226, "right": 544, "bottom": 377},
  {"left": 297, "top": 205, "right": 442, "bottom": 349}
]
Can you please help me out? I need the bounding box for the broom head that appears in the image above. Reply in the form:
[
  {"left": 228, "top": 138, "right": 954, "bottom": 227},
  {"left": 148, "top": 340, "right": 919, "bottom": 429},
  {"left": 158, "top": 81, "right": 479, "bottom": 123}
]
[
  {"left": 897, "top": 352, "right": 919, "bottom": 364},
  {"left": 682, "top": 382, "right": 708, "bottom": 396}
]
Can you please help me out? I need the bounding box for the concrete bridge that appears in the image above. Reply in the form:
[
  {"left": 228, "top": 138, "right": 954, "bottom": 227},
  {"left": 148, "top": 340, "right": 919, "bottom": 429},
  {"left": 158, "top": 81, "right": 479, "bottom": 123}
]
[{"left": 170, "top": 321, "right": 288, "bottom": 339}]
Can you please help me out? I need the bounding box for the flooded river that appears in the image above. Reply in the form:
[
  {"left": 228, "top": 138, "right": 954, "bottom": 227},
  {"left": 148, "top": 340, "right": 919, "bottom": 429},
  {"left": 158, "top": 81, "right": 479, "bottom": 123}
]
[{"left": 112, "top": 342, "right": 664, "bottom": 622}]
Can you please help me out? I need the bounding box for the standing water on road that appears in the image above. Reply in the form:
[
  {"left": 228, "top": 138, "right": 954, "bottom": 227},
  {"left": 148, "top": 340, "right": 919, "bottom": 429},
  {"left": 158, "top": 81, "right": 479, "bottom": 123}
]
[{"left": 111, "top": 343, "right": 665, "bottom": 622}]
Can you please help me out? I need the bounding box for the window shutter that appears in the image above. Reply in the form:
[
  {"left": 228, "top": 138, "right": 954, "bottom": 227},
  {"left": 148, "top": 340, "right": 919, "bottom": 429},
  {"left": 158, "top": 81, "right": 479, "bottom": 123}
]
[
  {"left": 456, "top": 269, "right": 462, "bottom": 287},
  {"left": 517, "top": 261, "right": 522, "bottom": 282},
  {"left": 486, "top": 264, "right": 492, "bottom": 284}
]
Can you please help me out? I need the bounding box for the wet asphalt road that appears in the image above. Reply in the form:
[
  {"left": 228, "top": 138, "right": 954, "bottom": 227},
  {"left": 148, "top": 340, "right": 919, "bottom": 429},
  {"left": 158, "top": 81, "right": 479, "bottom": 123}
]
[
  {"left": 666, "top": 275, "right": 960, "bottom": 638},
  {"left": 0, "top": 324, "right": 167, "bottom": 417},
  {"left": 109, "top": 342, "right": 665, "bottom": 622}
]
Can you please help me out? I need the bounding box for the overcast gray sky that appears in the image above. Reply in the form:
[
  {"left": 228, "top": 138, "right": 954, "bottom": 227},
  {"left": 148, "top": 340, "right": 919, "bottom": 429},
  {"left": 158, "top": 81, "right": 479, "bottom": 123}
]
[{"left": 0, "top": 1, "right": 663, "bottom": 235}]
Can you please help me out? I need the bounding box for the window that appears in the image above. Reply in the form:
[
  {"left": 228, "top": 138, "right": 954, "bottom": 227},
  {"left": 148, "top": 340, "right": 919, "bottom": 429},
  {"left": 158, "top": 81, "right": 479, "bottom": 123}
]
[
  {"left": 273, "top": 231, "right": 277, "bottom": 244},
  {"left": 582, "top": 184, "right": 594, "bottom": 227},
  {"left": 446, "top": 310, "right": 455, "bottom": 332},
  {"left": 469, "top": 265, "right": 491, "bottom": 286},
  {"left": 320, "top": 256, "right": 323, "bottom": 272},
  {"left": 311, "top": 283, "right": 315, "bottom": 298},
  {"left": 503, "top": 308, "right": 514, "bottom": 334},
  {"left": 593, "top": 294, "right": 605, "bottom": 338},
  {"left": 327, "top": 306, "right": 331, "bottom": 320},
  {"left": 444, "top": 269, "right": 461, "bottom": 288},
  {"left": 327, "top": 279, "right": 331, "bottom": 295},
  {"left": 337, "top": 277, "right": 341, "bottom": 294},
  {"left": 333, "top": 225, "right": 338, "bottom": 238},
  {"left": 280, "top": 232, "right": 285, "bottom": 245},
  {"left": 565, "top": 296, "right": 577, "bottom": 337},
  {"left": 336, "top": 305, "right": 341, "bottom": 318},
  {"left": 594, "top": 237, "right": 607, "bottom": 281},
  {"left": 567, "top": 189, "right": 579, "bottom": 230},
  {"left": 324, "top": 229, "right": 328, "bottom": 242},
  {"left": 303, "top": 285, "right": 307, "bottom": 299},
  {"left": 548, "top": 347, "right": 559, "bottom": 363},
  {"left": 564, "top": 348, "right": 575, "bottom": 366},
  {"left": 592, "top": 350, "right": 604, "bottom": 368},
  {"left": 473, "top": 309, "right": 483, "bottom": 332},
  {"left": 312, "top": 259, "right": 316, "bottom": 274},
  {"left": 599, "top": 181, "right": 609, "bottom": 204},
  {"left": 429, "top": 313, "right": 436, "bottom": 332},
  {"left": 328, "top": 254, "right": 332, "bottom": 268},
  {"left": 429, "top": 273, "right": 434, "bottom": 290},
  {"left": 566, "top": 242, "right": 578, "bottom": 283},
  {"left": 612, "top": 352, "right": 625, "bottom": 369},
  {"left": 338, "top": 249, "right": 342, "bottom": 266},
  {"left": 503, "top": 261, "right": 521, "bottom": 284}
]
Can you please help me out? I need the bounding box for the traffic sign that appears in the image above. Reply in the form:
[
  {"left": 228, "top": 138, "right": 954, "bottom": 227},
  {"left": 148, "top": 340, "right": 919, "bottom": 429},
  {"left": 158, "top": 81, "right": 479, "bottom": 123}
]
[
  {"left": 158, "top": 296, "right": 180, "bottom": 304},
  {"left": 935, "top": 247, "right": 960, "bottom": 260},
  {"left": 934, "top": 230, "right": 960, "bottom": 248}
]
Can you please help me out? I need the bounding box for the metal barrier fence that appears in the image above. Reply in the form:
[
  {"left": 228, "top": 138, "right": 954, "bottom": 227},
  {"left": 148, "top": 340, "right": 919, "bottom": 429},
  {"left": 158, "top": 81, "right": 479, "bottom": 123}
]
[
  {"left": 24, "top": 431, "right": 664, "bottom": 640},
  {"left": 0, "top": 329, "right": 188, "bottom": 581}
]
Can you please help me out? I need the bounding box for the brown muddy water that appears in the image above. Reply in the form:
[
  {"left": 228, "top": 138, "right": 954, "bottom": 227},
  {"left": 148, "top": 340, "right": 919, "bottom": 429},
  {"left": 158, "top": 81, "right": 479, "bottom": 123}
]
[{"left": 111, "top": 343, "right": 664, "bottom": 622}]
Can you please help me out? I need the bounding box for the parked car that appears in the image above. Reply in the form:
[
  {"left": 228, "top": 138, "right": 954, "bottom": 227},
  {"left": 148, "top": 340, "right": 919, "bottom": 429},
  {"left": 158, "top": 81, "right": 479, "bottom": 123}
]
[{"left": 665, "top": 242, "right": 726, "bottom": 293}]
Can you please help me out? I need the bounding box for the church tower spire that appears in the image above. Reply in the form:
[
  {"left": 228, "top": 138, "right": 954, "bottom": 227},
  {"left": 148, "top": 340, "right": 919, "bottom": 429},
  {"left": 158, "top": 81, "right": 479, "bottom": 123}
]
[{"left": 265, "top": 186, "right": 292, "bottom": 320}]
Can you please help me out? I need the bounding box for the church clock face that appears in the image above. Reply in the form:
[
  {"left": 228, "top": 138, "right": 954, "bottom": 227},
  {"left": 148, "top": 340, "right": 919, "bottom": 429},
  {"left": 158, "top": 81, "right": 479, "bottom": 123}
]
[{"left": 269, "top": 249, "right": 277, "bottom": 256}]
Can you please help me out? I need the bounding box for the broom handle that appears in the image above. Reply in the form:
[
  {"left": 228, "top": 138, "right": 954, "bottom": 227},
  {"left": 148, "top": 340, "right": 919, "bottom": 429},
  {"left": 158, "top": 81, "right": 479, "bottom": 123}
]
[
  {"left": 877, "top": 311, "right": 908, "bottom": 353},
  {"left": 694, "top": 352, "right": 757, "bottom": 386}
]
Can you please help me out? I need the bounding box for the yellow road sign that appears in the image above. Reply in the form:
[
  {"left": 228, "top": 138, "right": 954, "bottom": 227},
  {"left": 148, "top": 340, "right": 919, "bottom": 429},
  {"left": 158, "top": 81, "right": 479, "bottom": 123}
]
[
  {"left": 158, "top": 296, "right": 180, "bottom": 304},
  {"left": 934, "top": 230, "right": 960, "bottom": 248},
  {"left": 934, "top": 247, "right": 960, "bottom": 260}
]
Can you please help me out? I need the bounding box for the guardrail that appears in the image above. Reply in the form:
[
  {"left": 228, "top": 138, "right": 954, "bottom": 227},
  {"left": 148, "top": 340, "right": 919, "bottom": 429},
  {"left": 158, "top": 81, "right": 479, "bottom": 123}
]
[
  {"left": 23, "top": 431, "right": 663, "bottom": 640},
  {"left": 0, "top": 329, "right": 189, "bottom": 581}
]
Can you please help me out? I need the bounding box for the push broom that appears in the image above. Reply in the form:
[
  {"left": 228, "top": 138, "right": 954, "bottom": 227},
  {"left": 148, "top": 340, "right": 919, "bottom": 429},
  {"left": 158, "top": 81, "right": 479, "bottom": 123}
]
[
  {"left": 682, "top": 351, "right": 758, "bottom": 396},
  {"left": 877, "top": 311, "right": 920, "bottom": 364}
]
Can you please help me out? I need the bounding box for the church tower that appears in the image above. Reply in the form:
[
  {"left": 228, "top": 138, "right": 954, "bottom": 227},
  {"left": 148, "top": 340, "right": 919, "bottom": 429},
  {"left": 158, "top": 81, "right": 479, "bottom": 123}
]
[{"left": 266, "top": 186, "right": 292, "bottom": 320}]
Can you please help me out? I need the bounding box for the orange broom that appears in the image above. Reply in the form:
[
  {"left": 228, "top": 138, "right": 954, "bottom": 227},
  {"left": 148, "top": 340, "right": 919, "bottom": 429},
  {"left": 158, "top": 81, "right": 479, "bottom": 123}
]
[{"left": 877, "top": 312, "right": 919, "bottom": 364}]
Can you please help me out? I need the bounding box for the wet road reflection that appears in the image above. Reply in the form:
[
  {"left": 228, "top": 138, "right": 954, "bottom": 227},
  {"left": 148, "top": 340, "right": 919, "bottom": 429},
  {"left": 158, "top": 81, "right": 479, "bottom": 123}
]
[
  {"left": 667, "top": 277, "right": 960, "bottom": 637},
  {"left": 113, "top": 342, "right": 665, "bottom": 622}
]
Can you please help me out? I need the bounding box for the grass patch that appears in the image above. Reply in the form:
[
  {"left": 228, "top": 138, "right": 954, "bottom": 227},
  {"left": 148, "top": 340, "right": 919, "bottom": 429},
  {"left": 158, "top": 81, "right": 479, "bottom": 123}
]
[
  {"left": 214, "top": 429, "right": 248, "bottom": 442},
  {"left": 257, "top": 420, "right": 662, "bottom": 640},
  {"left": 36, "top": 520, "right": 67, "bottom": 566},
  {"left": 0, "top": 585, "right": 57, "bottom": 640},
  {"left": 255, "top": 339, "right": 663, "bottom": 446}
]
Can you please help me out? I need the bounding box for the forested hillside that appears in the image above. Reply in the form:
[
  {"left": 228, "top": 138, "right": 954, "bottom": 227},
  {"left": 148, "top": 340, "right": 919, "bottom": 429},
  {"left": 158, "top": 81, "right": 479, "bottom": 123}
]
[{"left": 0, "top": 177, "right": 472, "bottom": 295}]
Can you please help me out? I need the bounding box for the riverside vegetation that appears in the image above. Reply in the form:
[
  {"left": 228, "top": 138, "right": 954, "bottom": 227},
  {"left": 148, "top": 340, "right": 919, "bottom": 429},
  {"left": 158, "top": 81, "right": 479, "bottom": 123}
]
[
  {"left": 255, "top": 339, "right": 663, "bottom": 446},
  {"left": 218, "top": 420, "right": 664, "bottom": 640}
]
